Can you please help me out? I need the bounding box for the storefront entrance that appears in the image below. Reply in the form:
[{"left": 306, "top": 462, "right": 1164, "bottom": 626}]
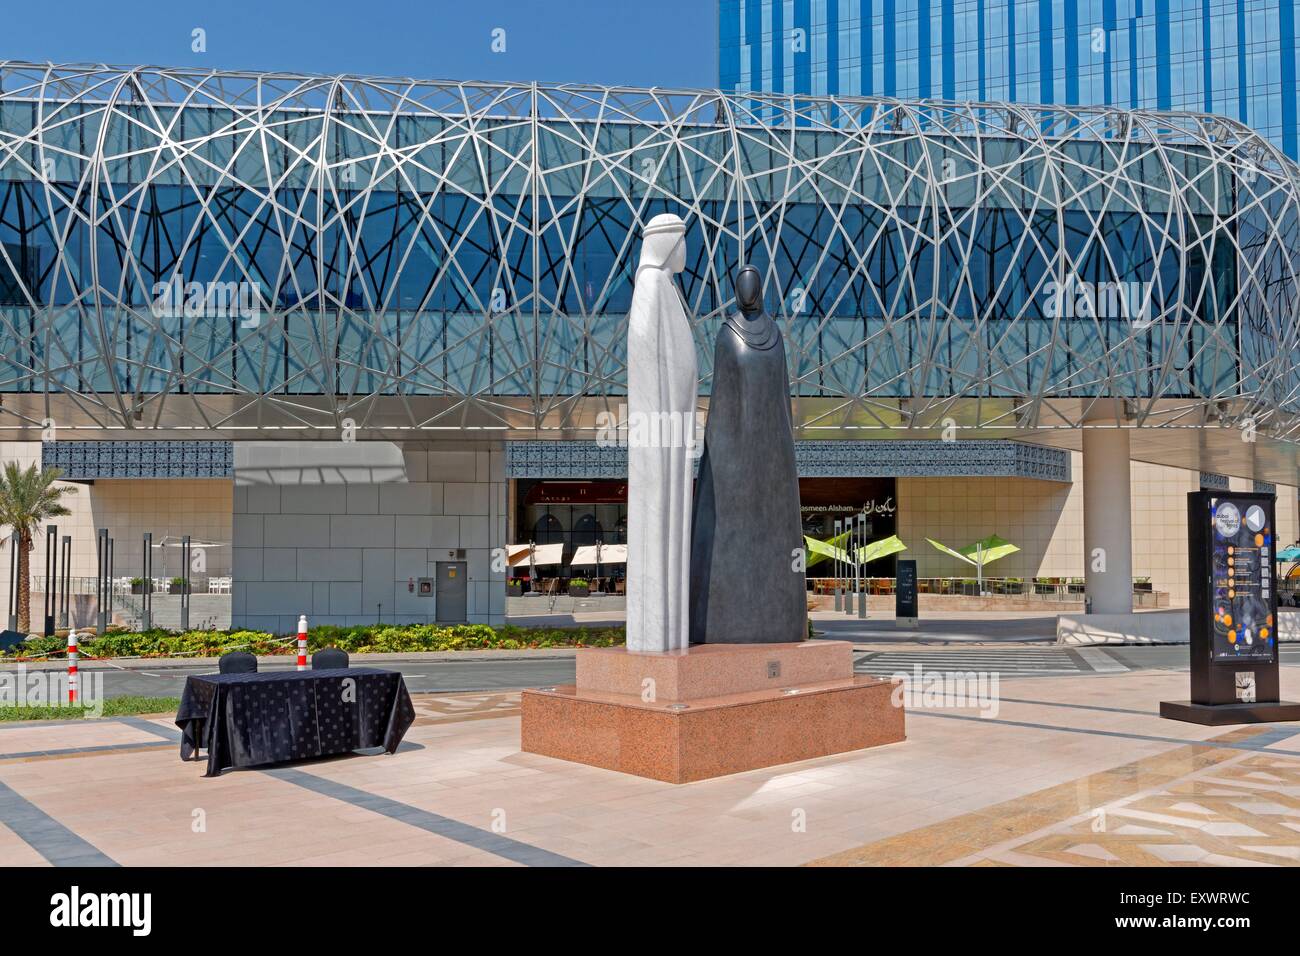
[
  {"left": 514, "top": 480, "right": 628, "bottom": 591},
  {"left": 513, "top": 476, "right": 900, "bottom": 587},
  {"left": 799, "top": 477, "right": 899, "bottom": 577}
]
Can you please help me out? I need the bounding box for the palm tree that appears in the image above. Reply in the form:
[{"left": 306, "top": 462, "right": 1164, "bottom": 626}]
[{"left": 0, "top": 463, "right": 77, "bottom": 633}]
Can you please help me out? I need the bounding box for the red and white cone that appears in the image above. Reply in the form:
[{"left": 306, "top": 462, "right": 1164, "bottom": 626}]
[
  {"left": 297, "top": 614, "right": 308, "bottom": 671},
  {"left": 67, "top": 631, "right": 79, "bottom": 706}
]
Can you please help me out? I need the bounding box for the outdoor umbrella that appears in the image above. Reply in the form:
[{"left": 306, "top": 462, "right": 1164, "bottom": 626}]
[
  {"left": 803, "top": 531, "right": 852, "bottom": 567},
  {"left": 571, "top": 544, "right": 628, "bottom": 565},
  {"left": 505, "top": 544, "right": 534, "bottom": 567},
  {"left": 926, "top": 534, "right": 1021, "bottom": 591},
  {"left": 570, "top": 543, "right": 628, "bottom": 592},
  {"left": 503, "top": 543, "right": 564, "bottom": 566},
  {"left": 855, "top": 534, "right": 907, "bottom": 564}
]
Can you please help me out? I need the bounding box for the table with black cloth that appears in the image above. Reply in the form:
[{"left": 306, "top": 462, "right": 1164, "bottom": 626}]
[{"left": 175, "top": 668, "right": 415, "bottom": 776}]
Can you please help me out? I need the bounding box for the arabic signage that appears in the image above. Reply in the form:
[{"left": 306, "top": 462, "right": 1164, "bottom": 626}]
[
  {"left": 798, "top": 478, "right": 897, "bottom": 547},
  {"left": 800, "top": 498, "right": 896, "bottom": 515}
]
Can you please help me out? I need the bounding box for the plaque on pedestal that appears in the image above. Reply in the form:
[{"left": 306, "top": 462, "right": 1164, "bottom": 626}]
[{"left": 1161, "top": 490, "right": 1300, "bottom": 725}]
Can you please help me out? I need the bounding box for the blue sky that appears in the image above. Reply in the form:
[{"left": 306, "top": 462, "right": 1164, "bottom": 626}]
[{"left": 0, "top": 0, "right": 718, "bottom": 88}]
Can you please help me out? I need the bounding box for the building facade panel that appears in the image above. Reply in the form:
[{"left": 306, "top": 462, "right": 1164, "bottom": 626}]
[{"left": 721, "top": 0, "right": 1300, "bottom": 159}]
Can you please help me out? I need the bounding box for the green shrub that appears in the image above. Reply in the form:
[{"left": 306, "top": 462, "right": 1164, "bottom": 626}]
[
  {"left": 13, "top": 634, "right": 62, "bottom": 658},
  {"left": 0, "top": 622, "right": 628, "bottom": 658}
]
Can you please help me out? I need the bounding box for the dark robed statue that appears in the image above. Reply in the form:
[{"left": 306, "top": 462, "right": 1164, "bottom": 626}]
[{"left": 689, "top": 266, "right": 807, "bottom": 644}]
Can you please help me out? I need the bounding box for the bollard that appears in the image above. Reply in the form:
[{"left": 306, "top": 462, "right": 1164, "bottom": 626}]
[
  {"left": 67, "top": 630, "right": 79, "bottom": 706},
  {"left": 297, "top": 614, "right": 308, "bottom": 671}
]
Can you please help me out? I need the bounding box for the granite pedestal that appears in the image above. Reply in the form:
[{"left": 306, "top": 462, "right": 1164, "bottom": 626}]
[{"left": 521, "top": 641, "right": 905, "bottom": 783}]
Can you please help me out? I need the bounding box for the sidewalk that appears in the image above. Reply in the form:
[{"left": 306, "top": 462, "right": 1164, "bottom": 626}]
[{"left": 4, "top": 666, "right": 1298, "bottom": 866}]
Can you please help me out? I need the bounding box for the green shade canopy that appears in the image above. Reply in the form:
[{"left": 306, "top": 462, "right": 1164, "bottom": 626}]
[
  {"left": 959, "top": 534, "right": 1021, "bottom": 565},
  {"left": 926, "top": 534, "right": 1020, "bottom": 569},
  {"left": 1278, "top": 545, "right": 1300, "bottom": 562},
  {"left": 926, "top": 537, "right": 974, "bottom": 565},
  {"left": 803, "top": 533, "right": 850, "bottom": 567},
  {"left": 805, "top": 532, "right": 908, "bottom": 568},
  {"left": 856, "top": 534, "right": 908, "bottom": 564}
]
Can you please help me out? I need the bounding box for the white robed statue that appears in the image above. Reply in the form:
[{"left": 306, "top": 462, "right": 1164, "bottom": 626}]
[{"left": 625, "top": 213, "right": 697, "bottom": 653}]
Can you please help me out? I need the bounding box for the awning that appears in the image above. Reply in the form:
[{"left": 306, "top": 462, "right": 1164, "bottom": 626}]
[
  {"left": 1278, "top": 545, "right": 1300, "bottom": 562},
  {"left": 571, "top": 543, "right": 628, "bottom": 565}
]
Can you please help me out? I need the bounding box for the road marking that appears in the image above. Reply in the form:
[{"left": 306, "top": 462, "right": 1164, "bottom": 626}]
[
  {"left": 1074, "top": 647, "right": 1130, "bottom": 672},
  {"left": 856, "top": 648, "right": 1083, "bottom": 677}
]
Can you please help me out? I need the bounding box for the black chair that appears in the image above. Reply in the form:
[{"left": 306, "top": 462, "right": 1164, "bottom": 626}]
[
  {"left": 312, "top": 647, "right": 349, "bottom": 670},
  {"left": 218, "top": 651, "right": 257, "bottom": 674}
]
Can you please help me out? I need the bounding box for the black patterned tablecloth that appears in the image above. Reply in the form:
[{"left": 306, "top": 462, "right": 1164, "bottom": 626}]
[{"left": 175, "top": 668, "right": 415, "bottom": 776}]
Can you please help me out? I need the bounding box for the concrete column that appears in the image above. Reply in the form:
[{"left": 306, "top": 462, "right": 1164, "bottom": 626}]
[{"left": 1082, "top": 428, "right": 1133, "bottom": 614}]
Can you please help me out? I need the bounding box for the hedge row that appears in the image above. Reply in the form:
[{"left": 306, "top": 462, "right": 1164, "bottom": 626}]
[{"left": 5, "top": 623, "right": 627, "bottom": 659}]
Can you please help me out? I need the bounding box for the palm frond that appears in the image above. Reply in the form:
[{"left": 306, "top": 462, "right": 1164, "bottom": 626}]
[{"left": 0, "top": 464, "right": 79, "bottom": 537}]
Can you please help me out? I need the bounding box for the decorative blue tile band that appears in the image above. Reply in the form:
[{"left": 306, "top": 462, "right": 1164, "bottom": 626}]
[
  {"left": 506, "top": 440, "right": 1070, "bottom": 482},
  {"left": 42, "top": 441, "right": 233, "bottom": 480},
  {"left": 1254, "top": 479, "right": 1277, "bottom": 495},
  {"left": 795, "top": 440, "right": 1071, "bottom": 481},
  {"left": 1200, "top": 472, "right": 1230, "bottom": 490}
]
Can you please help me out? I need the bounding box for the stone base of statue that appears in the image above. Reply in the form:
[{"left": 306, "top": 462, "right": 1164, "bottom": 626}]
[{"left": 520, "top": 641, "right": 904, "bottom": 783}]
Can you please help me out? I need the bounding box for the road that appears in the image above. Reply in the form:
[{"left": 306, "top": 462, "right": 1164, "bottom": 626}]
[
  {"left": 516, "top": 608, "right": 1089, "bottom": 644},
  {"left": 67, "top": 656, "right": 580, "bottom": 699},
  {"left": 48, "top": 641, "right": 1300, "bottom": 698}
]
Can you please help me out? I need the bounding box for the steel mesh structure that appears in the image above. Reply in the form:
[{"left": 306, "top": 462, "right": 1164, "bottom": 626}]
[{"left": 1, "top": 61, "right": 1299, "bottom": 448}]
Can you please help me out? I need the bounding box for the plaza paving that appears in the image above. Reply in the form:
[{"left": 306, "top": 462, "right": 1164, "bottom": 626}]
[{"left": 2, "top": 665, "right": 1299, "bottom": 866}]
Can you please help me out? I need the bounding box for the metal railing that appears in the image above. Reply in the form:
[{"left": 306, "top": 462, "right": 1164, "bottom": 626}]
[{"left": 30, "top": 575, "right": 225, "bottom": 595}]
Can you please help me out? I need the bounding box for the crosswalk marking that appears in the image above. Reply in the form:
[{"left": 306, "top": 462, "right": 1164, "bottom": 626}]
[
  {"left": 855, "top": 648, "right": 1093, "bottom": 677},
  {"left": 1074, "top": 647, "right": 1130, "bottom": 672}
]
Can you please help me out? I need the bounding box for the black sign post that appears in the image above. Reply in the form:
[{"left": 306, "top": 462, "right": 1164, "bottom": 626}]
[
  {"left": 1162, "top": 490, "right": 1300, "bottom": 724},
  {"left": 895, "top": 558, "right": 918, "bottom": 629}
]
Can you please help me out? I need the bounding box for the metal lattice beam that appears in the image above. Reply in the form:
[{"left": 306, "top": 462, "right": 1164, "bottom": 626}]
[{"left": 0, "top": 61, "right": 1296, "bottom": 454}]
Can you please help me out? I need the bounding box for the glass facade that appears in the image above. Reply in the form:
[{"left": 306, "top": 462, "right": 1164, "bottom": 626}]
[
  {"left": 720, "top": 0, "right": 1300, "bottom": 158},
  {"left": 0, "top": 64, "right": 1298, "bottom": 441}
]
